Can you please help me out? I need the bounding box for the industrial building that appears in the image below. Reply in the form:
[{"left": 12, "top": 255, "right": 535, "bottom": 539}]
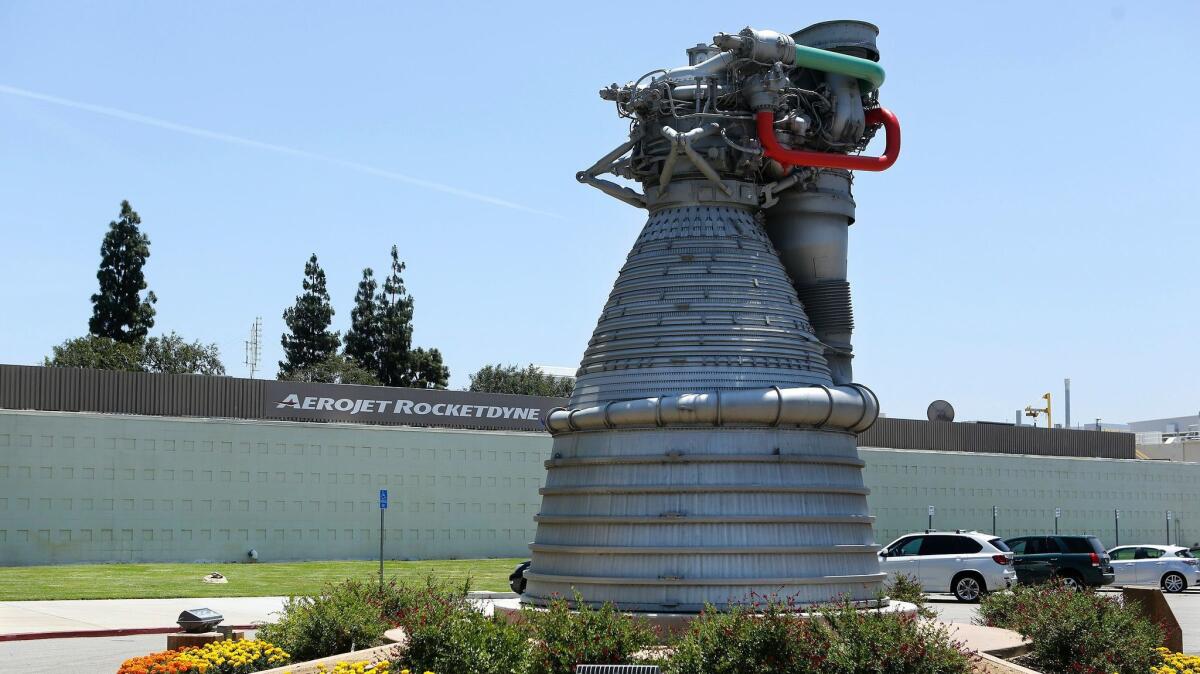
[{"left": 1, "top": 364, "right": 1196, "bottom": 566}]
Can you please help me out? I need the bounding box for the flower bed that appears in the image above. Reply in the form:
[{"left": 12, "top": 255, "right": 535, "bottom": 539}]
[
  {"left": 1152, "top": 648, "right": 1200, "bottom": 674},
  {"left": 117, "top": 639, "right": 290, "bottom": 674},
  {"left": 120, "top": 577, "right": 997, "bottom": 674}
]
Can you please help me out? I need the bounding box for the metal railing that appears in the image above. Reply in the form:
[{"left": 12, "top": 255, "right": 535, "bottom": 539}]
[{"left": 1137, "top": 431, "right": 1200, "bottom": 446}]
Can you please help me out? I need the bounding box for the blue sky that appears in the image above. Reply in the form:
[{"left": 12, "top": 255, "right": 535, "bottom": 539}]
[{"left": 1, "top": 2, "right": 1196, "bottom": 425}]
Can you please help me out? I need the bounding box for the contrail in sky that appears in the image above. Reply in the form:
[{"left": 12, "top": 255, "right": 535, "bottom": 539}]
[{"left": 0, "top": 83, "right": 559, "bottom": 218}]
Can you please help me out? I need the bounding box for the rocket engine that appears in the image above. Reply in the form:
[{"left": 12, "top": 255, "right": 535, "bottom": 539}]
[{"left": 526, "top": 20, "right": 900, "bottom": 611}]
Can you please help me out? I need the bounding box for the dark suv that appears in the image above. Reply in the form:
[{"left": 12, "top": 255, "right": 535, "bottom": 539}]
[{"left": 1003, "top": 535, "right": 1115, "bottom": 589}]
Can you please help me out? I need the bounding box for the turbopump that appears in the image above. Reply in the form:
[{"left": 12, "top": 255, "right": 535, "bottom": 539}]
[{"left": 526, "top": 21, "right": 900, "bottom": 611}]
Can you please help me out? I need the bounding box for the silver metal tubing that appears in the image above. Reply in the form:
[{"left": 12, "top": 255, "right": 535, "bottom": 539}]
[
  {"left": 667, "top": 84, "right": 734, "bottom": 101},
  {"left": 653, "top": 51, "right": 736, "bottom": 85},
  {"left": 545, "top": 383, "right": 878, "bottom": 435}
]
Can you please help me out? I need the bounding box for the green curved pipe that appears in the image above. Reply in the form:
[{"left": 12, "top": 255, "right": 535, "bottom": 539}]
[{"left": 793, "top": 44, "right": 885, "bottom": 92}]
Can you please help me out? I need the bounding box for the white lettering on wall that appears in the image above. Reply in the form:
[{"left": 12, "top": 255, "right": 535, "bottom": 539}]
[{"left": 272, "top": 389, "right": 547, "bottom": 427}]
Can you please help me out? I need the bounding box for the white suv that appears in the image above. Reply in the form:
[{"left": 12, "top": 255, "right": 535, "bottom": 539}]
[
  {"left": 879, "top": 530, "right": 1016, "bottom": 602},
  {"left": 1108, "top": 545, "right": 1200, "bottom": 593}
]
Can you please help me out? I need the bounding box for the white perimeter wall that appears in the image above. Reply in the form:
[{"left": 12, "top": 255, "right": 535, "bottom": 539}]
[{"left": 2, "top": 409, "right": 1198, "bottom": 565}]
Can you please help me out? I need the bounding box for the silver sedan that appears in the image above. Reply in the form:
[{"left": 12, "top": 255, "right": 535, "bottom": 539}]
[{"left": 1108, "top": 545, "right": 1200, "bottom": 593}]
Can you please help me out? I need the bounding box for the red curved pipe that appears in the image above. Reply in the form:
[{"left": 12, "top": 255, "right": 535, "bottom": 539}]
[{"left": 757, "top": 107, "right": 900, "bottom": 172}]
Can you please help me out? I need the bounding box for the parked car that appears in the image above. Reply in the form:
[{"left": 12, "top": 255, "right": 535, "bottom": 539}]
[
  {"left": 509, "top": 560, "right": 531, "bottom": 594},
  {"left": 1108, "top": 545, "right": 1200, "bottom": 593},
  {"left": 878, "top": 530, "right": 1015, "bottom": 602},
  {"left": 1003, "top": 535, "right": 1115, "bottom": 589}
]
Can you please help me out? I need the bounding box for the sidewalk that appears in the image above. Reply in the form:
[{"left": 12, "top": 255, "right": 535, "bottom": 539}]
[{"left": 0, "top": 597, "right": 286, "bottom": 641}]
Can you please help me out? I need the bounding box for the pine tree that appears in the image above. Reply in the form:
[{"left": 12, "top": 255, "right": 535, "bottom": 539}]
[
  {"left": 408, "top": 347, "right": 450, "bottom": 390},
  {"left": 279, "top": 254, "right": 340, "bottom": 377},
  {"left": 376, "top": 246, "right": 415, "bottom": 386},
  {"left": 371, "top": 245, "right": 449, "bottom": 388},
  {"left": 343, "top": 268, "right": 381, "bottom": 375},
  {"left": 89, "top": 200, "right": 157, "bottom": 342}
]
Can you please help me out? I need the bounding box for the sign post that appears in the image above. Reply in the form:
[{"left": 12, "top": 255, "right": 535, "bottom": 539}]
[
  {"left": 1055, "top": 507, "right": 1061, "bottom": 535},
  {"left": 1114, "top": 508, "right": 1120, "bottom": 547},
  {"left": 927, "top": 505, "right": 935, "bottom": 531},
  {"left": 1167, "top": 510, "right": 1173, "bottom": 546},
  {"left": 992, "top": 505, "right": 998, "bottom": 536},
  {"left": 379, "top": 489, "right": 388, "bottom": 589}
]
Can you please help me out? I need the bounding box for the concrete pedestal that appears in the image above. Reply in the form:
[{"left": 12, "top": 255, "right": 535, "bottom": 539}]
[{"left": 166, "top": 629, "right": 245, "bottom": 650}]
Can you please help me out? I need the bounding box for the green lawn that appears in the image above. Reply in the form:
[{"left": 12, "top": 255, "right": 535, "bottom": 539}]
[{"left": 0, "top": 558, "right": 524, "bottom": 601}]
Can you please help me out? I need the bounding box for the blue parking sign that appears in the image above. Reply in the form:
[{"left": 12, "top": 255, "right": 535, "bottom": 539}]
[{"left": 379, "top": 489, "right": 388, "bottom": 509}]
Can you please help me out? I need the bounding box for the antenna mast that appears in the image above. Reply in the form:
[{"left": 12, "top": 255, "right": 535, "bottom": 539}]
[{"left": 244, "top": 316, "right": 262, "bottom": 378}]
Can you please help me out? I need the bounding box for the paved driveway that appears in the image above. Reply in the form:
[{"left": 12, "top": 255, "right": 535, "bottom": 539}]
[{"left": 0, "top": 596, "right": 285, "bottom": 637}]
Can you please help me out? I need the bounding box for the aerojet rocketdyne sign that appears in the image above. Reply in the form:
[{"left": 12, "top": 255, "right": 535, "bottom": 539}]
[{"left": 263, "top": 380, "right": 566, "bottom": 432}]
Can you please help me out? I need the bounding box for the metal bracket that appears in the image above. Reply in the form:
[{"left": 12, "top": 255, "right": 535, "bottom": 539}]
[
  {"left": 759, "top": 168, "right": 813, "bottom": 208},
  {"left": 576, "top": 132, "right": 647, "bottom": 209},
  {"left": 659, "top": 123, "right": 732, "bottom": 196}
]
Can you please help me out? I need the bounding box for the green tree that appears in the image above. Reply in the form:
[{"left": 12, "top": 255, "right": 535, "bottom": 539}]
[
  {"left": 468, "top": 363, "right": 574, "bottom": 397},
  {"left": 278, "top": 354, "right": 380, "bottom": 385},
  {"left": 343, "top": 268, "right": 381, "bottom": 375},
  {"left": 89, "top": 200, "right": 157, "bottom": 342},
  {"left": 279, "top": 254, "right": 340, "bottom": 378},
  {"left": 45, "top": 332, "right": 225, "bottom": 375},
  {"left": 375, "top": 246, "right": 415, "bottom": 387},
  {"left": 44, "top": 336, "right": 144, "bottom": 371},
  {"left": 142, "top": 332, "right": 226, "bottom": 375}
]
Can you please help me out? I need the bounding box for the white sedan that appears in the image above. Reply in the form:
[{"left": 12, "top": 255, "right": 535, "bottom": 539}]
[{"left": 1108, "top": 545, "right": 1200, "bottom": 593}]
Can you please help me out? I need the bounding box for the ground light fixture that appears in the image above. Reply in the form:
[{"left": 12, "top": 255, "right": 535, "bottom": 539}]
[{"left": 176, "top": 608, "right": 224, "bottom": 633}]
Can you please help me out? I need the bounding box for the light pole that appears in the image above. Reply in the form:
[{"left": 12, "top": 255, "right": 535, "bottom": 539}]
[{"left": 1025, "top": 393, "right": 1052, "bottom": 429}]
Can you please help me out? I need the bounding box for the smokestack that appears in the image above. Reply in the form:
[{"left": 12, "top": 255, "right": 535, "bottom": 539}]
[
  {"left": 536, "top": 20, "right": 897, "bottom": 611},
  {"left": 1064, "top": 378, "right": 1072, "bottom": 429}
]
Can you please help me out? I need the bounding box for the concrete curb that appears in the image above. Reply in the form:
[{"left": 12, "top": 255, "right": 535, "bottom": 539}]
[
  {"left": 468, "top": 591, "right": 518, "bottom": 599},
  {"left": 0, "top": 624, "right": 259, "bottom": 643}
]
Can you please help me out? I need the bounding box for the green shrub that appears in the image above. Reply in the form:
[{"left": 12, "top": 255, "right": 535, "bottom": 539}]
[
  {"left": 524, "top": 594, "right": 656, "bottom": 674},
  {"left": 375, "top": 575, "right": 474, "bottom": 630},
  {"left": 977, "top": 582, "right": 1162, "bottom": 674},
  {"left": 668, "top": 601, "right": 832, "bottom": 674},
  {"left": 255, "top": 579, "right": 390, "bottom": 661},
  {"left": 669, "top": 598, "right": 971, "bottom": 674},
  {"left": 886, "top": 573, "right": 936, "bottom": 619},
  {"left": 403, "top": 606, "right": 531, "bottom": 674},
  {"left": 974, "top": 582, "right": 1028, "bottom": 632},
  {"left": 819, "top": 600, "right": 973, "bottom": 674}
]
